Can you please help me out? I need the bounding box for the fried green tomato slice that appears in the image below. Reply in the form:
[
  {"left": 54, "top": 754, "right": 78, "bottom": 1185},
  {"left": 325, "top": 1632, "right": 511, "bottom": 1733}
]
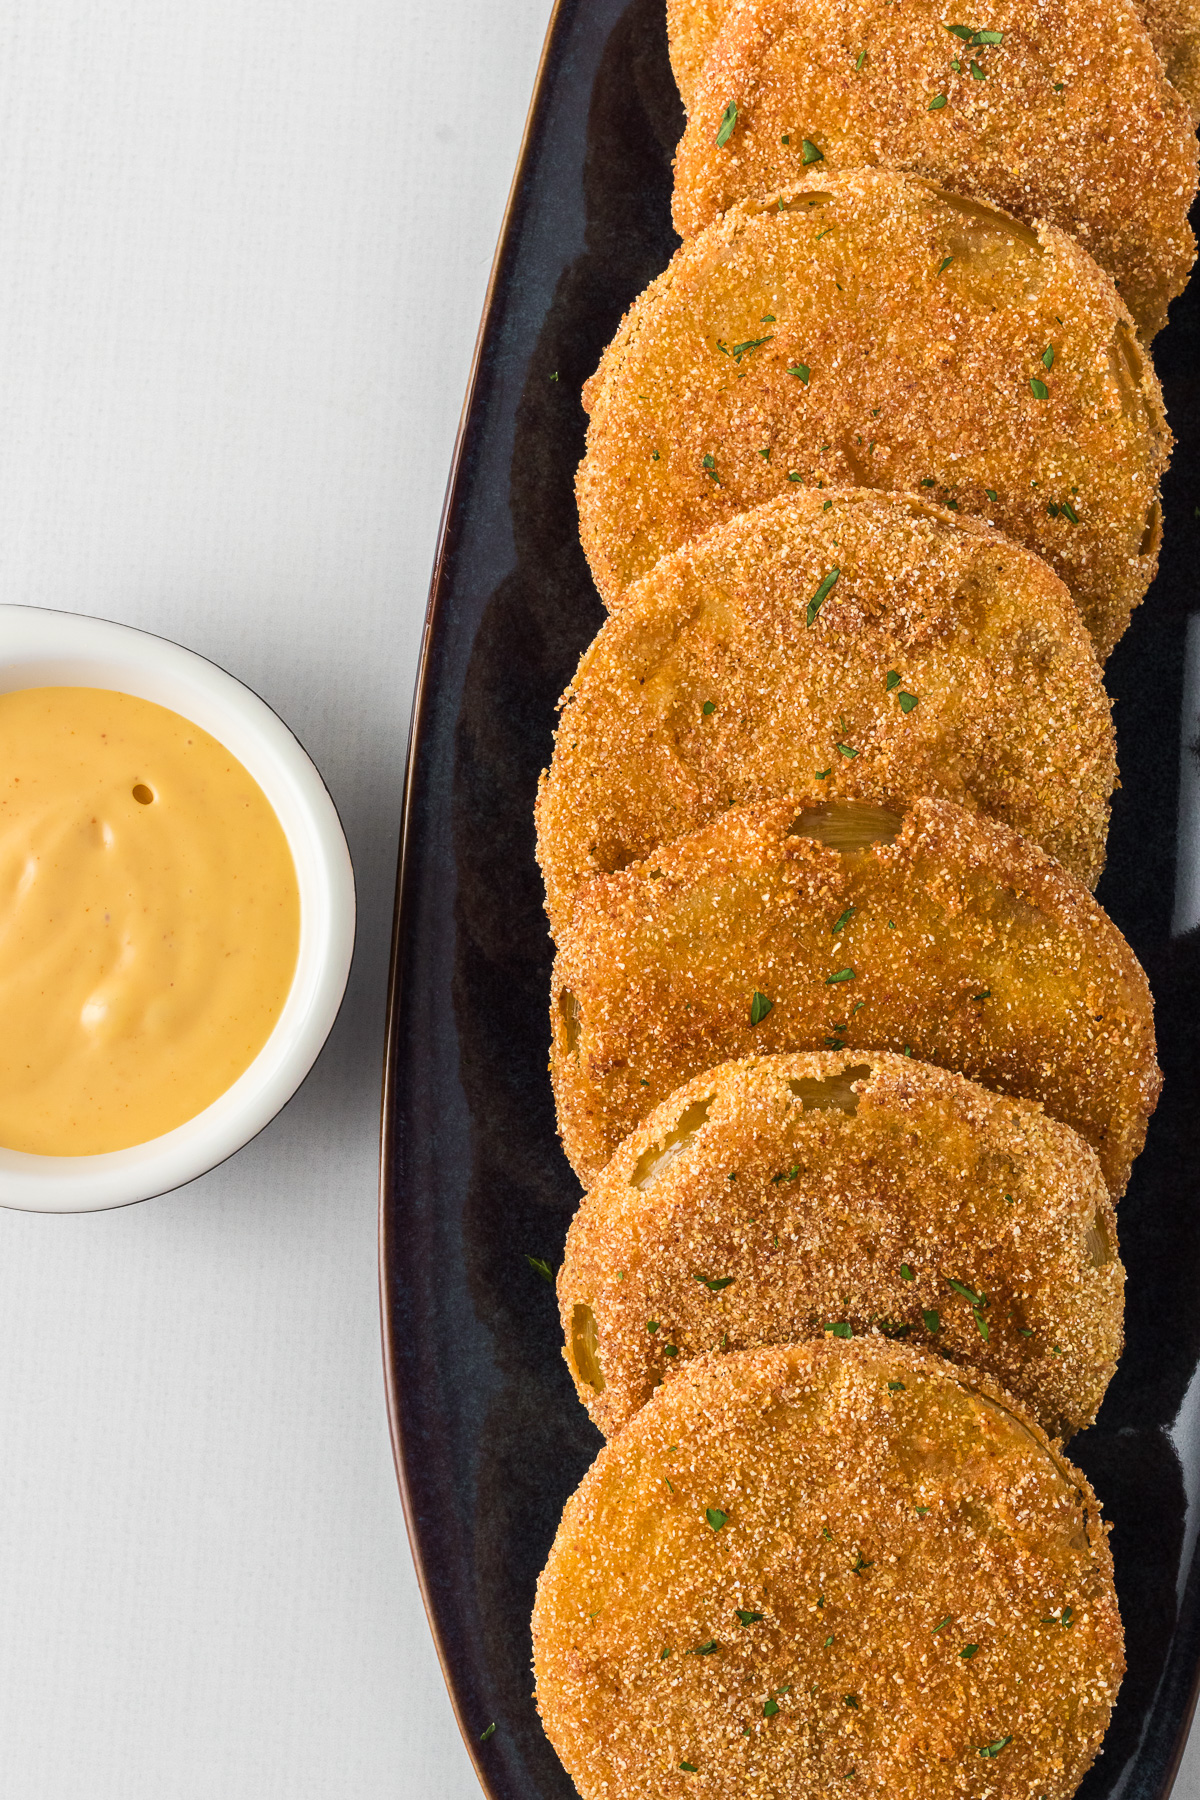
[
  {"left": 1140, "top": 0, "right": 1200, "bottom": 115},
  {"left": 550, "top": 796, "right": 1159, "bottom": 1191},
  {"left": 532, "top": 1338, "right": 1124, "bottom": 1800},
  {"left": 672, "top": 0, "right": 1196, "bottom": 341},
  {"left": 667, "top": 0, "right": 1200, "bottom": 117},
  {"left": 559, "top": 1050, "right": 1122, "bottom": 1443},
  {"left": 576, "top": 168, "right": 1169, "bottom": 659},
  {"left": 668, "top": 0, "right": 730, "bottom": 111},
  {"left": 537, "top": 487, "right": 1115, "bottom": 936}
]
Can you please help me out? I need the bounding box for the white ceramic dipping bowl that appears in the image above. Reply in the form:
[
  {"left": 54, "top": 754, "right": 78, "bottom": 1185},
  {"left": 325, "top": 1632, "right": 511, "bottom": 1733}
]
[{"left": 0, "top": 605, "right": 356, "bottom": 1212}]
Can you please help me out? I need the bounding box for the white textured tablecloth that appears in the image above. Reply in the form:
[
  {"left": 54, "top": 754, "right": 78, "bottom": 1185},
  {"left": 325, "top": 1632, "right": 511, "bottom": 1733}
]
[{"left": 0, "top": 5, "right": 1195, "bottom": 1796}]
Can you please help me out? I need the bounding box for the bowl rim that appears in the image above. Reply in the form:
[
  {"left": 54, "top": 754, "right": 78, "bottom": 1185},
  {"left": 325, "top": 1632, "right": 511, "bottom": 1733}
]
[{"left": 0, "top": 602, "right": 356, "bottom": 1212}]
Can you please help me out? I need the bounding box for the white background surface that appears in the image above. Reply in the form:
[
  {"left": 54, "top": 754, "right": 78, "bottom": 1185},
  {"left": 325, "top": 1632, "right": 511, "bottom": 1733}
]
[{"left": 0, "top": 4, "right": 1195, "bottom": 1798}]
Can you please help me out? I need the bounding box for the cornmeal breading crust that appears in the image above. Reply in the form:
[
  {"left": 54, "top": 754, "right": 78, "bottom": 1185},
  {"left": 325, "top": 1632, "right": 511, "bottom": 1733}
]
[
  {"left": 667, "top": 0, "right": 1200, "bottom": 117},
  {"left": 533, "top": 1337, "right": 1124, "bottom": 1800},
  {"left": 672, "top": 0, "right": 1197, "bottom": 340},
  {"left": 550, "top": 795, "right": 1159, "bottom": 1191},
  {"left": 577, "top": 169, "right": 1170, "bottom": 659},
  {"left": 558, "top": 1050, "right": 1122, "bottom": 1442},
  {"left": 537, "top": 486, "right": 1115, "bottom": 936}
]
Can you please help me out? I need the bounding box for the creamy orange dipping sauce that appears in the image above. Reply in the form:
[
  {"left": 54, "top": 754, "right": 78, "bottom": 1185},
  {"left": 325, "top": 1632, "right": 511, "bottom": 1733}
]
[{"left": 0, "top": 687, "right": 300, "bottom": 1155}]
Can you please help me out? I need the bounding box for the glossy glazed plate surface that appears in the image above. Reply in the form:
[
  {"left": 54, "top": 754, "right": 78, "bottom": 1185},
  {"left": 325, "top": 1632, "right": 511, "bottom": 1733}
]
[{"left": 380, "top": 2, "right": 1200, "bottom": 1793}]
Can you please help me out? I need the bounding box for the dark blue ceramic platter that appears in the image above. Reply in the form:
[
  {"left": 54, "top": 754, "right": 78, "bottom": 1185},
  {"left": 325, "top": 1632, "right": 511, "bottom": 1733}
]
[{"left": 379, "top": 1, "right": 1200, "bottom": 1793}]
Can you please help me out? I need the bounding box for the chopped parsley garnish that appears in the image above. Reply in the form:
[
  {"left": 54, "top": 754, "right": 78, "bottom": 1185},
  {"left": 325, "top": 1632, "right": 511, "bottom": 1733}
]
[
  {"left": 836, "top": 742, "right": 857, "bottom": 758},
  {"left": 948, "top": 1278, "right": 986, "bottom": 1306},
  {"left": 716, "top": 102, "right": 738, "bottom": 146},
  {"left": 826, "top": 967, "right": 856, "bottom": 984},
  {"left": 706, "top": 1507, "right": 728, "bottom": 1531},
  {"left": 526, "top": 1255, "right": 554, "bottom": 1283},
  {"left": 664, "top": 1344, "right": 679, "bottom": 1357},
  {"left": 696, "top": 1274, "right": 736, "bottom": 1291},
  {"left": 888, "top": 1380, "right": 906, "bottom": 1390},
  {"left": 961, "top": 1644, "right": 978, "bottom": 1659},
  {"left": 772, "top": 1164, "right": 800, "bottom": 1184},
  {"left": 750, "top": 990, "right": 774, "bottom": 1026},
  {"left": 1041, "top": 1607, "right": 1074, "bottom": 1628},
  {"left": 900, "top": 1264, "right": 915, "bottom": 1281},
  {"left": 679, "top": 1760, "right": 699, "bottom": 1772},
  {"left": 855, "top": 48, "right": 866, "bottom": 67},
  {"left": 702, "top": 452, "right": 720, "bottom": 482},
  {"left": 825, "top": 1321, "right": 853, "bottom": 1338},
  {"left": 647, "top": 1320, "right": 660, "bottom": 1333},
  {"left": 979, "top": 1737, "right": 1012, "bottom": 1758},
  {"left": 929, "top": 92, "right": 948, "bottom": 108},
  {"left": 787, "top": 470, "right": 804, "bottom": 481},
  {"left": 985, "top": 486, "right": 998, "bottom": 501},
  {"left": 660, "top": 1646, "right": 672, "bottom": 1659},
  {"left": 815, "top": 768, "right": 831, "bottom": 779},
  {"left": 1030, "top": 377, "right": 1049, "bottom": 400},
  {"left": 974, "top": 27, "right": 1004, "bottom": 41},
  {"left": 831, "top": 906, "right": 855, "bottom": 934},
  {"left": 937, "top": 255, "right": 954, "bottom": 276},
  {"left": 970, "top": 59, "right": 986, "bottom": 75},
  {"left": 737, "top": 1609, "right": 765, "bottom": 1626},
  {"left": 844, "top": 1694, "right": 860, "bottom": 1708},
  {"left": 897, "top": 690, "right": 918, "bottom": 713},
  {"left": 923, "top": 1308, "right": 941, "bottom": 1333},
  {"left": 932, "top": 1616, "right": 951, "bottom": 1632},
  {"left": 762, "top": 313, "right": 776, "bottom": 322},
  {"left": 824, "top": 1634, "right": 834, "bottom": 1647},
  {"left": 480, "top": 1722, "right": 496, "bottom": 1742},
  {"left": 1042, "top": 344, "right": 1055, "bottom": 369},
  {"left": 763, "top": 1699, "right": 780, "bottom": 1718},
  {"left": 702, "top": 699, "right": 716, "bottom": 716},
  {"left": 687, "top": 1639, "right": 719, "bottom": 1655},
  {"left": 1061, "top": 499, "right": 1079, "bottom": 522},
  {"left": 946, "top": 22, "right": 973, "bottom": 36},
  {"left": 801, "top": 138, "right": 824, "bottom": 164},
  {"left": 852, "top": 1552, "right": 873, "bottom": 1575},
  {"left": 972, "top": 989, "right": 991, "bottom": 1001},
  {"left": 885, "top": 670, "right": 902, "bottom": 692},
  {"left": 731, "top": 334, "right": 774, "bottom": 360},
  {"left": 789, "top": 363, "right": 811, "bottom": 383},
  {"left": 806, "top": 565, "right": 840, "bottom": 625}
]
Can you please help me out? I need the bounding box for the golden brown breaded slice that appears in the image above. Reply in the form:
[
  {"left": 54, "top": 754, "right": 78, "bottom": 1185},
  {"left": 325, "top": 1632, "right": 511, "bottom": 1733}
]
[
  {"left": 537, "top": 487, "right": 1115, "bottom": 935},
  {"left": 668, "top": 0, "right": 1200, "bottom": 117},
  {"left": 668, "top": 0, "right": 729, "bottom": 111},
  {"left": 559, "top": 1050, "right": 1122, "bottom": 1443},
  {"left": 1140, "top": 0, "right": 1200, "bottom": 114},
  {"left": 672, "top": 0, "right": 1197, "bottom": 341},
  {"left": 533, "top": 1338, "right": 1124, "bottom": 1800},
  {"left": 576, "top": 168, "right": 1170, "bottom": 659},
  {"left": 550, "top": 796, "right": 1159, "bottom": 1191}
]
